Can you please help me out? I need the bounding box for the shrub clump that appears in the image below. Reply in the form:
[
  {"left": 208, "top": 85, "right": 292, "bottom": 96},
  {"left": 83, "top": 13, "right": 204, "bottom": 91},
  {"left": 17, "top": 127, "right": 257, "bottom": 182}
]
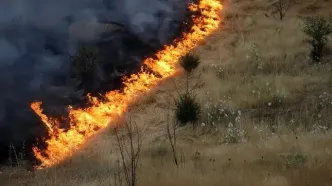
[
  {"left": 180, "top": 53, "right": 200, "bottom": 73},
  {"left": 302, "top": 16, "right": 332, "bottom": 62},
  {"left": 175, "top": 93, "right": 200, "bottom": 126}
]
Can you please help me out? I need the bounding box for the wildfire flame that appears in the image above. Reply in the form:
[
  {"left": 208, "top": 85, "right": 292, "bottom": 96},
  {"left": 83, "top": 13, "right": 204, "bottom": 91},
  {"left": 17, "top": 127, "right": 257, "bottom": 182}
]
[{"left": 30, "top": 0, "right": 223, "bottom": 168}]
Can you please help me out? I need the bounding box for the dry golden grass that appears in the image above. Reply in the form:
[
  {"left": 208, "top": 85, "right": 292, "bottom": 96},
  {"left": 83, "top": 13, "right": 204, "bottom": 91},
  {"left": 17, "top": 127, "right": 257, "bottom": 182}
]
[{"left": 2, "top": 0, "right": 332, "bottom": 185}]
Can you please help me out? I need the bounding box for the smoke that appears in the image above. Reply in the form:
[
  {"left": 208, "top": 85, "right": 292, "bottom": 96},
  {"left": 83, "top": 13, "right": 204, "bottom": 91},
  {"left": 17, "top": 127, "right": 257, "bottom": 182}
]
[{"left": 0, "top": 0, "right": 190, "bottom": 164}]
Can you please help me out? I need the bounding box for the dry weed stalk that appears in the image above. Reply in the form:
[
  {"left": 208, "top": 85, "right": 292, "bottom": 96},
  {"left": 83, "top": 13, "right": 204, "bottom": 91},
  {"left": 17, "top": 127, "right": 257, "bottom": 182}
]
[
  {"left": 166, "top": 112, "right": 179, "bottom": 166},
  {"left": 114, "top": 118, "right": 142, "bottom": 186},
  {"left": 270, "top": 0, "right": 292, "bottom": 20}
]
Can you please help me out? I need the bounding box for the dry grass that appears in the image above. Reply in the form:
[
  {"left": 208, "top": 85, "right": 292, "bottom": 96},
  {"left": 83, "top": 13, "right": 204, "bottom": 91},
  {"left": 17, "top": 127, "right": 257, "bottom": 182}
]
[{"left": 2, "top": 0, "right": 332, "bottom": 185}]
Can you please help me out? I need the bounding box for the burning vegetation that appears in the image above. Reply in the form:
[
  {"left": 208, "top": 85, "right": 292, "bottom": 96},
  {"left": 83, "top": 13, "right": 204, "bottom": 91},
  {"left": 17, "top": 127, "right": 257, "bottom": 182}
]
[
  {"left": 0, "top": 0, "right": 192, "bottom": 165},
  {"left": 30, "top": 0, "right": 223, "bottom": 168},
  {"left": 3, "top": 0, "right": 332, "bottom": 185}
]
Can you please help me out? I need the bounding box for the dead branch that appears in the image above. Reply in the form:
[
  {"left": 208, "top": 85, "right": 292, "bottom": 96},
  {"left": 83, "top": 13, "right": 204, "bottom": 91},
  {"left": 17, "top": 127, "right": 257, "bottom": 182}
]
[
  {"left": 269, "top": 0, "right": 292, "bottom": 20},
  {"left": 166, "top": 110, "right": 179, "bottom": 166},
  {"left": 114, "top": 118, "right": 142, "bottom": 186}
]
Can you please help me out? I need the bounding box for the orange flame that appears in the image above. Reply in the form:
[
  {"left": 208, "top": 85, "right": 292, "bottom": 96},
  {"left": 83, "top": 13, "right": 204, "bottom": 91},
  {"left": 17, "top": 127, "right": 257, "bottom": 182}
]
[{"left": 30, "top": 0, "right": 223, "bottom": 168}]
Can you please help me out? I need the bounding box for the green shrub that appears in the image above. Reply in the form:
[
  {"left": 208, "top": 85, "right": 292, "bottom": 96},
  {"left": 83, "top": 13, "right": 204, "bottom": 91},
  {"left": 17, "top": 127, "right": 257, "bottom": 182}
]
[
  {"left": 180, "top": 53, "right": 200, "bottom": 73},
  {"left": 280, "top": 153, "right": 307, "bottom": 168},
  {"left": 175, "top": 93, "right": 200, "bottom": 126},
  {"left": 302, "top": 16, "right": 332, "bottom": 62}
]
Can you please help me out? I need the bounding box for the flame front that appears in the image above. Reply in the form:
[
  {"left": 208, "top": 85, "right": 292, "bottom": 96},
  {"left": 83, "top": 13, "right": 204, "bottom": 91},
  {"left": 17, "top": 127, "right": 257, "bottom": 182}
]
[{"left": 30, "top": 0, "right": 223, "bottom": 168}]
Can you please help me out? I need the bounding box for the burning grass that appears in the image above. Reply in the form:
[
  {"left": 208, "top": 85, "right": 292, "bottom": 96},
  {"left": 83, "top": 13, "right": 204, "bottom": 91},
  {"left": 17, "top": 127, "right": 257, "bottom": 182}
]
[
  {"left": 30, "top": 0, "right": 223, "bottom": 168},
  {"left": 2, "top": 0, "right": 332, "bottom": 185}
]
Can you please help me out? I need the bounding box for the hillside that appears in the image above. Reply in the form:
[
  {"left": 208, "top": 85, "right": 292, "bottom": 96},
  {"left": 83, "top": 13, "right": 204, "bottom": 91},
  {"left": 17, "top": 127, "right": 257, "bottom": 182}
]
[{"left": 1, "top": 0, "right": 332, "bottom": 185}]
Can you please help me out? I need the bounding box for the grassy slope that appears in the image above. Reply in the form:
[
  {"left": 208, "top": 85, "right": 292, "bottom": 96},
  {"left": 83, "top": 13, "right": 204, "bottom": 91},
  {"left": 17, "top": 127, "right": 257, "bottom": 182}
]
[{"left": 1, "top": 0, "right": 332, "bottom": 185}]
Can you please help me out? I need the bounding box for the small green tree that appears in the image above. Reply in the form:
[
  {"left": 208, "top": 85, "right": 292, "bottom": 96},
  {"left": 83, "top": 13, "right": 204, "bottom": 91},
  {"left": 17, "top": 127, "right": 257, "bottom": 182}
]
[
  {"left": 174, "top": 53, "right": 201, "bottom": 127},
  {"left": 302, "top": 16, "right": 332, "bottom": 62},
  {"left": 179, "top": 53, "right": 200, "bottom": 92}
]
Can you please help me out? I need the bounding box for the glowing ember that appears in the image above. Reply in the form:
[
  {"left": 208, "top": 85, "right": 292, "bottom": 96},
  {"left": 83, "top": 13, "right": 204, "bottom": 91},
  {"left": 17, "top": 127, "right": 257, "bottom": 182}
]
[{"left": 30, "top": 0, "right": 223, "bottom": 168}]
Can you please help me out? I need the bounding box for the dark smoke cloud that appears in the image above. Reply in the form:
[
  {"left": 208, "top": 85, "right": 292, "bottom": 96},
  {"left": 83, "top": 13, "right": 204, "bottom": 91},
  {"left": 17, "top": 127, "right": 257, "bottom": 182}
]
[{"left": 0, "top": 0, "right": 190, "bottom": 164}]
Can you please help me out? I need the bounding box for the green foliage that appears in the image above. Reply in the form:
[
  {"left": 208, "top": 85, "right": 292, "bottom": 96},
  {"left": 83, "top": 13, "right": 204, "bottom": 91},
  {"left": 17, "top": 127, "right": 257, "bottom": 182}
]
[
  {"left": 175, "top": 93, "right": 200, "bottom": 126},
  {"left": 174, "top": 53, "right": 201, "bottom": 127},
  {"left": 302, "top": 16, "right": 332, "bottom": 62},
  {"left": 280, "top": 153, "right": 307, "bottom": 168},
  {"left": 70, "top": 46, "right": 98, "bottom": 75},
  {"left": 180, "top": 53, "right": 201, "bottom": 73}
]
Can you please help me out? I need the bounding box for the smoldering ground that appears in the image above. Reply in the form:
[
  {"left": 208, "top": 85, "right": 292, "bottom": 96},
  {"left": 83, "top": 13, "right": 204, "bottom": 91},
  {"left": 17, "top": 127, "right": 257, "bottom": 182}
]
[{"left": 0, "top": 0, "right": 191, "bottom": 165}]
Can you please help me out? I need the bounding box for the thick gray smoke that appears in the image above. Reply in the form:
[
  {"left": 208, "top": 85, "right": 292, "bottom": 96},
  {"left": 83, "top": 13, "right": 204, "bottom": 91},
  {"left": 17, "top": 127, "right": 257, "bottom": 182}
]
[{"left": 0, "top": 0, "right": 190, "bottom": 163}]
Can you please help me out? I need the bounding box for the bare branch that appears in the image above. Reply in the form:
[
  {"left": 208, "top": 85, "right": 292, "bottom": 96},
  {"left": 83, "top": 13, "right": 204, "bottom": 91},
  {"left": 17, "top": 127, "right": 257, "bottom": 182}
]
[
  {"left": 166, "top": 110, "right": 179, "bottom": 166},
  {"left": 270, "top": 0, "right": 292, "bottom": 20},
  {"left": 114, "top": 118, "right": 142, "bottom": 186}
]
